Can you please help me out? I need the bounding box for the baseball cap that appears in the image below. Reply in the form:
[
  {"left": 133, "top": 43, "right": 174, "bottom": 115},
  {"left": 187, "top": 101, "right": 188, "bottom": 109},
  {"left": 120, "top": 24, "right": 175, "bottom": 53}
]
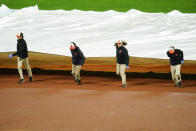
[
  {"left": 116, "top": 40, "right": 122, "bottom": 44},
  {"left": 16, "top": 32, "right": 23, "bottom": 38}
]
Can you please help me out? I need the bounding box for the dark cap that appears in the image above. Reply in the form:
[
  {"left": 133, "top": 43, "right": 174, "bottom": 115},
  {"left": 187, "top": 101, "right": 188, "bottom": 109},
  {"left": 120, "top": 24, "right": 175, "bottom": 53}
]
[{"left": 20, "top": 32, "right": 23, "bottom": 38}]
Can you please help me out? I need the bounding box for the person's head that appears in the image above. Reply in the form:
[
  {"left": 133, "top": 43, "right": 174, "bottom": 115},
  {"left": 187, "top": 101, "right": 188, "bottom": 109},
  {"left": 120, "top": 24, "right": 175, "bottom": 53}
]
[
  {"left": 70, "top": 42, "right": 76, "bottom": 50},
  {"left": 169, "top": 46, "right": 175, "bottom": 53},
  {"left": 116, "top": 40, "right": 123, "bottom": 47},
  {"left": 16, "top": 32, "right": 23, "bottom": 40},
  {"left": 114, "top": 40, "right": 127, "bottom": 47}
]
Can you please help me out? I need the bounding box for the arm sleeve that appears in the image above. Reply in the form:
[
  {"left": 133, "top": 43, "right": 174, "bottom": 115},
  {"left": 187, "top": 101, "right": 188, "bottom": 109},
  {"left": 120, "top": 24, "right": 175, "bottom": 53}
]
[
  {"left": 21, "top": 41, "right": 27, "bottom": 57},
  {"left": 122, "top": 48, "right": 129, "bottom": 66},
  {"left": 180, "top": 50, "right": 184, "bottom": 60},
  {"left": 81, "top": 55, "right": 85, "bottom": 65},
  {"left": 78, "top": 48, "right": 85, "bottom": 65},
  {"left": 167, "top": 51, "right": 170, "bottom": 57}
]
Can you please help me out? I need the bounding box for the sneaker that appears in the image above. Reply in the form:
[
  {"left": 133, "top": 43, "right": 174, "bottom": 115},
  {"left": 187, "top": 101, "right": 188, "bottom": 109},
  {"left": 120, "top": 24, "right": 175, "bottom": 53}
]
[
  {"left": 29, "top": 77, "right": 32, "bottom": 82},
  {"left": 122, "top": 84, "right": 127, "bottom": 88},
  {"left": 177, "top": 81, "right": 182, "bottom": 88},
  {"left": 77, "top": 80, "right": 81, "bottom": 85},
  {"left": 18, "top": 79, "right": 24, "bottom": 84}
]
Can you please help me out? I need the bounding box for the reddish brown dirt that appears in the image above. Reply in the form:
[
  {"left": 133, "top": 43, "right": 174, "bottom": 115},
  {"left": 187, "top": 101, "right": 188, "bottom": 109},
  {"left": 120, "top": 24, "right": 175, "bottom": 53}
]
[{"left": 0, "top": 74, "right": 196, "bottom": 131}]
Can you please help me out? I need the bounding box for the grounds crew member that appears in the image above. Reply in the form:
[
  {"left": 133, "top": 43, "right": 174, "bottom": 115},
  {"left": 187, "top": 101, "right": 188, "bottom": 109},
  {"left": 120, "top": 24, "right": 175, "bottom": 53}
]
[
  {"left": 9, "top": 32, "right": 33, "bottom": 84},
  {"left": 115, "top": 40, "right": 130, "bottom": 88},
  {"left": 167, "top": 46, "right": 184, "bottom": 87},
  {"left": 69, "top": 42, "right": 85, "bottom": 85}
]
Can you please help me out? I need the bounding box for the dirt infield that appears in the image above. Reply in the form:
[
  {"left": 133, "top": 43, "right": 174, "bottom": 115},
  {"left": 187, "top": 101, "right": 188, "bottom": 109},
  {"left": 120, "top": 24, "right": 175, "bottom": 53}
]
[{"left": 0, "top": 74, "right": 196, "bottom": 131}]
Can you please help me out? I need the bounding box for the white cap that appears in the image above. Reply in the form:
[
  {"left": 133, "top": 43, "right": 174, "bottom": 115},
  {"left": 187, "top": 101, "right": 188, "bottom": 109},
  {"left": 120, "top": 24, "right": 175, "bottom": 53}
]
[{"left": 116, "top": 40, "right": 122, "bottom": 44}]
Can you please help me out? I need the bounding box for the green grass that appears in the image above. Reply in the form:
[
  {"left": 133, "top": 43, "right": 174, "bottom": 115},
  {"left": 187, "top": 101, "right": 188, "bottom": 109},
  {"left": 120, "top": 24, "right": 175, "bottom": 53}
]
[{"left": 1, "top": 0, "right": 196, "bottom": 13}]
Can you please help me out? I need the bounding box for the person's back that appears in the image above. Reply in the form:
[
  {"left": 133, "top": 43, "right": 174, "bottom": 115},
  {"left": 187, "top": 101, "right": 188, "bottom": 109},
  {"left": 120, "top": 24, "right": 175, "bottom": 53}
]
[{"left": 71, "top": 46, "right": 85, "bottom": 66}]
